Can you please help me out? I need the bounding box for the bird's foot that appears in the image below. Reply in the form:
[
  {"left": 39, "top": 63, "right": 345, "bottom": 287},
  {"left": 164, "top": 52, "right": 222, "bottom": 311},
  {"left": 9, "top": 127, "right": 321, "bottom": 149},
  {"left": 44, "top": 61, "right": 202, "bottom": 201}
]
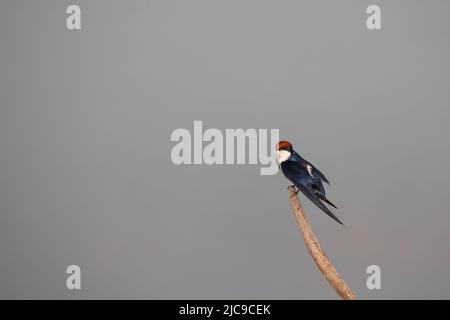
[{"left": 288, "top": 185, "right": 300, "bottom": 198}]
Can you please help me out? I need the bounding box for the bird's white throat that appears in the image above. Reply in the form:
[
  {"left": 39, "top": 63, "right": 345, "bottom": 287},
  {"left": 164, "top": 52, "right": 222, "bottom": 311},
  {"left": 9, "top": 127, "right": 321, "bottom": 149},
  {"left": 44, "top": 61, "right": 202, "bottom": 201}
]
[{"left": 277, "top": 150, "right": 291, "bottom": 163}]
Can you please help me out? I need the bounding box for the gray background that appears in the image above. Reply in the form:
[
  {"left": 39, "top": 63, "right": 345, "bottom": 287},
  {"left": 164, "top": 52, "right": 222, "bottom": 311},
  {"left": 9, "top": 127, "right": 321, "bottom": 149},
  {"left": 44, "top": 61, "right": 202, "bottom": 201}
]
[{"left": 0, "top": 0, "right": 449, "bottom": 299}]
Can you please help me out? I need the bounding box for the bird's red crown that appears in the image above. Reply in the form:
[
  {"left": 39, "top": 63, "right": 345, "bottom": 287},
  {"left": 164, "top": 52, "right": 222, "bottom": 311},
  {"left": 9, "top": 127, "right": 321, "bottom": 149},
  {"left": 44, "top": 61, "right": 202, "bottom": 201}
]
[{"left": 276, "top": 140, "right": 293, "bottom": 151}]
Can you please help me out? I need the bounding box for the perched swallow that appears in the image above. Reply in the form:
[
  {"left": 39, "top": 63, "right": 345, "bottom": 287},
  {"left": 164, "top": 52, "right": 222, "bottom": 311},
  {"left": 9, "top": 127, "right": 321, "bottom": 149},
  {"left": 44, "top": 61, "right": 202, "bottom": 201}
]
[{"left": 276, "top": 140, "right": 343, "bottom": 225}]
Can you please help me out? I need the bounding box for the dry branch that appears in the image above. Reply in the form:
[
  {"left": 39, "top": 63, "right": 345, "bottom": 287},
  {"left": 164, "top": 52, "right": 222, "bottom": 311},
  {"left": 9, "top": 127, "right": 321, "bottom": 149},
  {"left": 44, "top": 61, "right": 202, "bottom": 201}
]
[{"left": 287, "top": 185, "right": 357, "bottom": 300}]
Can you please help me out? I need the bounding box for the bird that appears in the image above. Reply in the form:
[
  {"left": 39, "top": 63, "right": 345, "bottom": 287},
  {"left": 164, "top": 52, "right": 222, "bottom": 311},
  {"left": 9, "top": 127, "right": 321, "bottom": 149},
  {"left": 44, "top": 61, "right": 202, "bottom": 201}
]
[{"left": 276, "top": 140, "right": 343, "bottom": 225}]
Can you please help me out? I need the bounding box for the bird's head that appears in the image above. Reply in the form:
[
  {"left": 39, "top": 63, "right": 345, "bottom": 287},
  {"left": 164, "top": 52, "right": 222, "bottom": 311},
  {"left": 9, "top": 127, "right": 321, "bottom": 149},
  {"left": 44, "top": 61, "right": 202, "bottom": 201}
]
[{"left": 275, "top": 140, "right": 293, "bottom": 164}]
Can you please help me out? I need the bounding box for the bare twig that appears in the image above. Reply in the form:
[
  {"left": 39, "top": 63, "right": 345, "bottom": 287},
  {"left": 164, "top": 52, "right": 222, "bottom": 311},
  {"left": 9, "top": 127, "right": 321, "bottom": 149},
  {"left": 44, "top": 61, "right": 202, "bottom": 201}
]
[{"left": 287, "top": 185, "right": 357, "bottom": 300}]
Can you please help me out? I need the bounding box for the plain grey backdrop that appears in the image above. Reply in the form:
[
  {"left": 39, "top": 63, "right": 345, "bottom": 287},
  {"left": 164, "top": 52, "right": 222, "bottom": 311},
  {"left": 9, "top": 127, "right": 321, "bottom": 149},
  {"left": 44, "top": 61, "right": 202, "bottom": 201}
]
[{"left": 0, "top": 0, "right": 449, "bottom": 299}]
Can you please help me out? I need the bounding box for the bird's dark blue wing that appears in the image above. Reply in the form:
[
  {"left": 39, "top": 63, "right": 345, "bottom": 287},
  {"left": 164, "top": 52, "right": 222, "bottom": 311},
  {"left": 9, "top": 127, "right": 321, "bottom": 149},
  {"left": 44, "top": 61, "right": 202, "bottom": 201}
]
[
  {"left": 290, "top": 152, "right": 330, "bottom": 185},
  {"left": 295, "top": 184, "right": 343, "bottom": 225},
  {"left": 308, "top": 165, "right": 330, "bottom": 185}
]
